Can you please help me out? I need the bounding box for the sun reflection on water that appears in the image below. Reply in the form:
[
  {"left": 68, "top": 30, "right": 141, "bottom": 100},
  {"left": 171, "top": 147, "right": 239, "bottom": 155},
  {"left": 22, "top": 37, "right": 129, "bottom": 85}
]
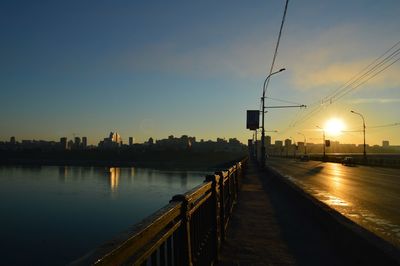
[{"left": 109, "top": 167, "right": 120, "bottom": 191}]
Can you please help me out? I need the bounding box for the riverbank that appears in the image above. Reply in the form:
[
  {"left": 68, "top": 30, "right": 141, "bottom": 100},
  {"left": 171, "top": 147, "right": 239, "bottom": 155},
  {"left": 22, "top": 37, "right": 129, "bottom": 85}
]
[{"left": 0, "top": 150, "right": 246, "bottom": 171}]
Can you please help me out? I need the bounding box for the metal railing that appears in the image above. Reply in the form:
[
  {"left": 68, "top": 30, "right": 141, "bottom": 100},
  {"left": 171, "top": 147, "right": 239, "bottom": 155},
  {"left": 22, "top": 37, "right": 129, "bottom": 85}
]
[{"left": 71, "top": 157, "right": 247, "bottom": 266}]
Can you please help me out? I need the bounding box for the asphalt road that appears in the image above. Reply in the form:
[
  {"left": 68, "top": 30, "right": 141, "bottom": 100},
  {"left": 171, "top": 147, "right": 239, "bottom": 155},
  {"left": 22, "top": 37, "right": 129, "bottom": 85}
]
[{"left": 266, "top": 157, "right": 400, "bottom": 248}]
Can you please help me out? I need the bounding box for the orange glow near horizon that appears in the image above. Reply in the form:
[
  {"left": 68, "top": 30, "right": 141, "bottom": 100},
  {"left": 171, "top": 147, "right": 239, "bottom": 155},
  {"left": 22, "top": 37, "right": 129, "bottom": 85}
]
[{"left": 325, "top": 118, "right": 345, "bottom": 136}]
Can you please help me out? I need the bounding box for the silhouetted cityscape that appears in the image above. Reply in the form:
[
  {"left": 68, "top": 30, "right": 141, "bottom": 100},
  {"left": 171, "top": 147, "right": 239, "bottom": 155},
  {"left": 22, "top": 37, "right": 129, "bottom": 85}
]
[
  {"left": 0, "top": 133, "right": 247, "bottom": 169},
  {"left": 251, "top": 135, "right": 400, "bottom": 155},
  {"left": 1, "top": 132, "right": 245, "bottom": 153},
  {"left": 2, "top": 133, "right": 400, "bottom": 154}
]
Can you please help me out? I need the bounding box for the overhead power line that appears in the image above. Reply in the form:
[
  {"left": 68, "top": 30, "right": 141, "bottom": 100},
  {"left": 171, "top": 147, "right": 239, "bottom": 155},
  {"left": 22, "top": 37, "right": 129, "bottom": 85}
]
[
  {"left": 322, "top": 40, "right": 400, "bottom": 105},
  {"left": 264, "top": 0, "right": 289, "bottom": 97},
  {"left": 266, "top": 96, "right": 303, "bottom": 105},
  {"left": 287, "top": 39, "right": 400, "bottom": 129},
  {"left": 368, "top": 122, "right": 400, "bottom": 129}
]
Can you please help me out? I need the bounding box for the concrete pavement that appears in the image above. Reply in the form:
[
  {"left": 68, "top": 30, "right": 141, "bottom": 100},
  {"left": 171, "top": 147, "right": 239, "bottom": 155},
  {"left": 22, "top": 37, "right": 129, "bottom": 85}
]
[{"left": 217, "top": 160, "right": 363, "bottom": 266}]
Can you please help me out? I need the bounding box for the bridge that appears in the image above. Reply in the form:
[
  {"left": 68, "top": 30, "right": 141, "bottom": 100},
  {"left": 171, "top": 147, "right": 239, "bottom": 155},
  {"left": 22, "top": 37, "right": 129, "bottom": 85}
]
[{"left": 71, "top": 157, "right": 400, "bottom": 265}]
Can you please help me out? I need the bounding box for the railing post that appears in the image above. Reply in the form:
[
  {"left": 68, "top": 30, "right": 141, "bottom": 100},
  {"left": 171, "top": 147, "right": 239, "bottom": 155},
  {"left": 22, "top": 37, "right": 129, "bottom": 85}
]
[
  {"left": 227, "top": 169, "right": 233, "bottom": 215},
  {"left": 216, "top": 171, "right": 226, "bottom": 242},
  {"left": 171, "top": 194, "right": 193, "bottom": 266},
  {"left": 235, "top": 163, "right": 241, "bottom": 201},
  {"left": 206, "top": 174, "right": 221, "bottom": 261}
]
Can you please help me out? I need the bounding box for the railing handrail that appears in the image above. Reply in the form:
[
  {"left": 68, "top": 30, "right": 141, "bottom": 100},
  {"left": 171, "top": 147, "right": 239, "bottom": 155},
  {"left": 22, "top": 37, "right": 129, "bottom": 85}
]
[
  {"left": 70, "top": 156, "right": 248, "bottom": 266},
  {"left": 71, "top": 201, "right": 182, "bottom": 265}
]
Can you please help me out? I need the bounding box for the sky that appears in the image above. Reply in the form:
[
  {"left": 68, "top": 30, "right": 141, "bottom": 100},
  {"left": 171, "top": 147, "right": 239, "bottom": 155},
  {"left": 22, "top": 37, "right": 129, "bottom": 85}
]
[{"left": 1, "top": 0, "right": 399, "bottom": 145}]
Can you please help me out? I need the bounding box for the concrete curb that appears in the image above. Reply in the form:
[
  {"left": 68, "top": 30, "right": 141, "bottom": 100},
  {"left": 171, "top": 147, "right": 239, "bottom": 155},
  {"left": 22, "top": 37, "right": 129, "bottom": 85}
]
[{"left": 266, "top": 166, "right": 400, "bottom": 266}]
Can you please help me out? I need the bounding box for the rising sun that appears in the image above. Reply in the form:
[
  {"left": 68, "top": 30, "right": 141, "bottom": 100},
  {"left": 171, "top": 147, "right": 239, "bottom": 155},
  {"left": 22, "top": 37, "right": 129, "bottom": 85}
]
[{"left": 325, "top": 118, "right": 345, "bottom": 136}]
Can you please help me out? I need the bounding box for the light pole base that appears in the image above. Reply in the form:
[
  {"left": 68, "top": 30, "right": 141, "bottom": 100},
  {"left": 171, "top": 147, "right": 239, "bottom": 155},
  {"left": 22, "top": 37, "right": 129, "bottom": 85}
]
[{"left": 260, "top": 146, "right": 266, "bottom": 168}]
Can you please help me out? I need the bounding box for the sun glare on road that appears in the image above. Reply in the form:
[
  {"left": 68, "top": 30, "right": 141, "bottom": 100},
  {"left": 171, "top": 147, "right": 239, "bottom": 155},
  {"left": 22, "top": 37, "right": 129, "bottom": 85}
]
[{"left": 325, "top": 118, "right": 345, "bottom": 136}]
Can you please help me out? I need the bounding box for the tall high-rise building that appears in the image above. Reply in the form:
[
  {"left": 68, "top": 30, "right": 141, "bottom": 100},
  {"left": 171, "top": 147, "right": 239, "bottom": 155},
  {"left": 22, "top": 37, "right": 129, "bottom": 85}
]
[
  {"left": 10, "top": 136, "right": 16, "bottom": 144},
  {"left": 67, "top": 140, "right": 74, "bottom": 150},
  {"left": 74, "top": 137, "right": 81, "bottom": 149},
  {"left": 60, "top": 137, "right": 67, "bottom": 150},
  {"left": 129, "top": 137, "right": 133, "bottom": 146},
  {"left": 98, "top": 132, "right": 122, "bottom": 149},
  {"left": 82, "top": 137, "right": 87, "bottom": 148},
  {"left": 109, "top": 132, "right": 122, "bottom": 143}
]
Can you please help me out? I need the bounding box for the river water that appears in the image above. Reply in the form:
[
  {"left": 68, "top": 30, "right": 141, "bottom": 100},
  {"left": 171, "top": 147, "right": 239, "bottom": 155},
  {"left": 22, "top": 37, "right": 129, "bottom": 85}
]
[{"left": 0, "top": 165, "right": 208, "bottom": 265}]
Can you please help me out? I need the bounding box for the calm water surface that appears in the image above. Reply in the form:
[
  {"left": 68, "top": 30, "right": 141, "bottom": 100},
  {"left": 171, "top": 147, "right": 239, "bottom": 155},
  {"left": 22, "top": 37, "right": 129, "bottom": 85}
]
[{"left": 0, "top": 165, "right": 208, "bottom": 265}]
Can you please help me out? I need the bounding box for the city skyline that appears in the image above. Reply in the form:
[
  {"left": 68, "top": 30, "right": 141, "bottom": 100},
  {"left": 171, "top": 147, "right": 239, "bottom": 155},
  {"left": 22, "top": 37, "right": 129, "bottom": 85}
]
[
  {"left": 1, "top": 1, "right": 399, "bottom": 145},
  {"left": 2, "top": 132, "right": 398, "bottom": 150}
]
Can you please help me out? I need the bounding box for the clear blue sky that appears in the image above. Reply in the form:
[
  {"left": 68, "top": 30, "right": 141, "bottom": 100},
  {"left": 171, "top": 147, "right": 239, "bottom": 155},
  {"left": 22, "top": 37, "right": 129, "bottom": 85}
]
[{"left": 1, "top": 1, "right": 399, "bottom": 145}]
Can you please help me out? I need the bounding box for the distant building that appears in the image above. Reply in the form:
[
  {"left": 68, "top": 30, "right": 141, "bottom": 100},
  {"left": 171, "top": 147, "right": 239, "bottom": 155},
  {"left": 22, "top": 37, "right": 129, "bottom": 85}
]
[
  {"left": 284, "top": 139, "right": 292, "bottom": 147},
  {"left": 110, "top": 132, "right": 122, "bottom": 143},
  {"left": 98, "top": 132, "right": 122, "bottom": 149},
  {"left": 217, "top": 138, "right": 226, "bottom": 143},
  {"left": 156, "top": 135, "right": 196, "bottom": 150},
  {"left": 74, "top": 137, "right": 81, "bottom": 148},
  {"left": 265, "top": 135, "right": 271, "bottom": 146},
  {"left": 297, "top": 141, "right": 304, "bottom": 148},
  {"left": 10, "top": 136, "right": 16, "bottom": 144},
  {"left": 129, "top": 137, "right": 134, "bottom": 146},
  {"left": 67, "top": 140, "right": 74, "bottom": 150},
  {"left": 383, "top": 140, "right": 389, "bottom": 147},
  {"left": 82, "top": 137, "right": 87, "bottom": 149},
  {"left": 60, "top": 137, "right": 67, "bottom": 150},
  {"left": 275, "top": 140, "right": 283, "bottom": 147}
]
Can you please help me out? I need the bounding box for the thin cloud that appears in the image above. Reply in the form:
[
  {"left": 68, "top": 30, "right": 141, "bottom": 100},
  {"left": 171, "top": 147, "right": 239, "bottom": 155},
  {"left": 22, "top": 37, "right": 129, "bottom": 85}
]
[{"left": 281, "top": 24, "right": 400, "bottom": 91}]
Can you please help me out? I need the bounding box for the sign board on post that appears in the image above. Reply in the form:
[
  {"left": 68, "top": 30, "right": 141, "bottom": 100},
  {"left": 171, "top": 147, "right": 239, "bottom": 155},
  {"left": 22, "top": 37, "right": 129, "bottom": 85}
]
[
  {"left": 325, "top": 140, "right": 330, "bottom": 147},
  {"left": 246, "top": 110, "right": 260, "bottom": 130}
]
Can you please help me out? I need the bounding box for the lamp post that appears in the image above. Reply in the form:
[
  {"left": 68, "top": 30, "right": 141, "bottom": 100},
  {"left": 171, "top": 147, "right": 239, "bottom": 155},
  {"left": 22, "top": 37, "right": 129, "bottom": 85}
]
[
  {"left": 261, "top": 68, "right": 286, "bottom": 167},
  {"left": 297, "top": 132, "right": 307, "bottom": 155},
  {"left": 351, "top": 110, "right": 366, "bottom": 159},
  {"left": 316, "top": 126, "right": 325, "bottom": 160}
]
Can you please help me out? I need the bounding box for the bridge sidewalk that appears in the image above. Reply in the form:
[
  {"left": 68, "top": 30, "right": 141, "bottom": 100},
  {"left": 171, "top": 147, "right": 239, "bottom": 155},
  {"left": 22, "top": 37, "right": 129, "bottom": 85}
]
[{"left": 217, "top": 160, "right": 357, "bottom": 266}]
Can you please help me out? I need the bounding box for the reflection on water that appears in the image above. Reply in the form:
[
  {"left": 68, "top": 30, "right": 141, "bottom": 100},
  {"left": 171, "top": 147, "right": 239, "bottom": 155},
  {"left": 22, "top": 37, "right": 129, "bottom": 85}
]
[
  {"left": 0, "top": 165, "right": 209, "bottom": 266},
  {"left": 109, "top": 167, "right": 120, "bottom": 192},
  {"left": 58, "top": 166, "right": 68, "bottom": 181},
  {"left": 130, "top": 167, "right": 135, "bottom": 178}
]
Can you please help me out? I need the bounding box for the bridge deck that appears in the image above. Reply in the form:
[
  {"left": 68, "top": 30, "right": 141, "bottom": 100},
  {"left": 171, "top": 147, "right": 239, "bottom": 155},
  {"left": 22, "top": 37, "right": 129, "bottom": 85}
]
[{"left": 217, "top": 160, "right": 359, "bottom": 266}]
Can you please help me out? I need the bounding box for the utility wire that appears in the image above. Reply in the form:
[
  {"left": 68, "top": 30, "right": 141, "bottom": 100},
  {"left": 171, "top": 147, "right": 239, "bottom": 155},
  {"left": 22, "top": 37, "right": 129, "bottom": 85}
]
[
  {"left": 323, "top": 40, "right": 400, "bottom": 104},
  {"left": 288, "top": 40, "right": 400, "bottom": 128},
  {"left": 329, "top": 48, "right": 400, "bottom": 103},
  {"left": 266, "top": 96, "right": 303, "bottom": 105},
  {"left": 306, "top": 40, "right": 400, "bottom": 110},
  {"left": 368, "top": 122, "right": 400, "bottom": 129},
  {"left": 264, "top": 0, "right": 289, "bottom": 97},
  {"left": 334, "top": 54, "right": 400, "bottom": 102}
]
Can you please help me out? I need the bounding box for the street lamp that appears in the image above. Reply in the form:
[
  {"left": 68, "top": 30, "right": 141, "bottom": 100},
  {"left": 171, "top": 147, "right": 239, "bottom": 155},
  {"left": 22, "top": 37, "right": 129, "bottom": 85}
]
[
  {"left": 316, "top": 126, "right": 325, "bottom": 160},
  {"left": 260, "top": 68, "right": 286, "bottom": 167},
  {"left": 351, "top": 110, "right": 366, "bottom": 159},
  {"left": 297, "top": 132, "right": 307, "bottom": 155}
]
